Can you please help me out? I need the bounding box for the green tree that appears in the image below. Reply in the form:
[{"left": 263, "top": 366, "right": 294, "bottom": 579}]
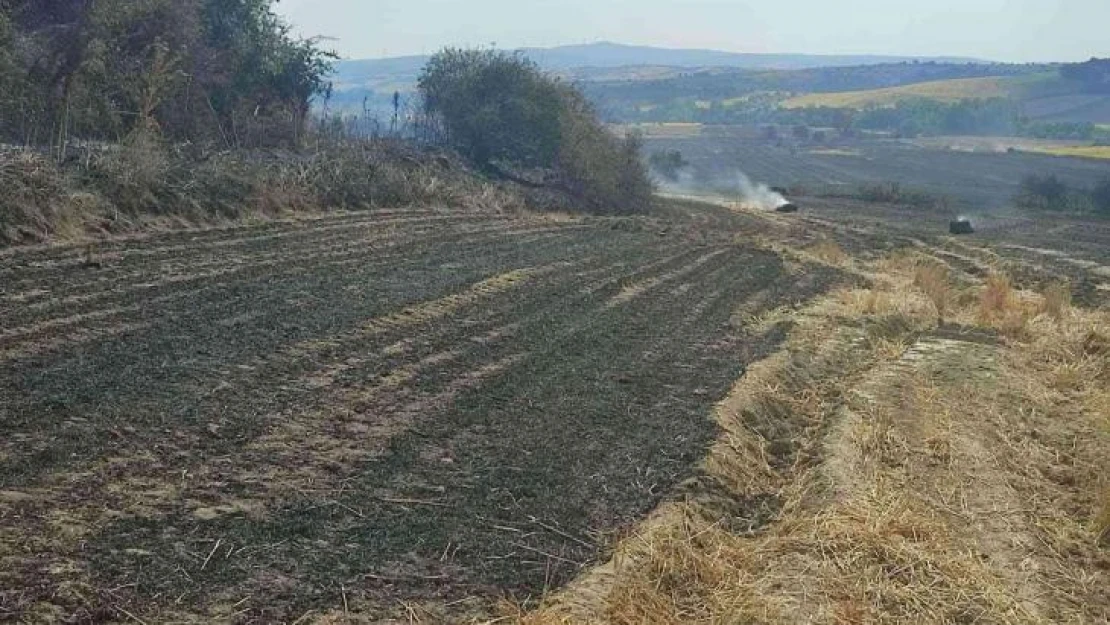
[
  {"left": 419, "top": 48, "right": 562, "bottom": 168},
  {"left": 419, "top": 47, "right": 654, "bottom": 214},
  {"left": 648, "top": 149, "right": 688, "bottom": 182},
  {"left": 0, "top": 0, "right": 334, "bottom": 148}
]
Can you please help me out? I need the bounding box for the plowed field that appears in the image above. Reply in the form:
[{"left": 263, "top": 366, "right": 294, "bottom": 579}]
[{"left": 0, "top": 206, "right": 839, "bottom": 621}]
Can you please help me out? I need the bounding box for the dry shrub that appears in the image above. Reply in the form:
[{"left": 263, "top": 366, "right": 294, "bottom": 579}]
[
  {"left": 913, "top": 262, "right": 952, "bottom": 321},
  {"left": 1040, "top": 281, "right": 1072, "bottom": 320},
  {"left": 2, "top": 138, "right": 538, "bottom": 247},
  {"left": 978, "top": 273, "right": 1014, "bottom": 318},
  {"left": 976, "top": 272, "right": 1034, "bottom": 337},
  {"left": 809, "top": 239, "right": 849, "bottom": 266},
  {"left": 0, "top": 151, "right": 71, "bottom": 244}
]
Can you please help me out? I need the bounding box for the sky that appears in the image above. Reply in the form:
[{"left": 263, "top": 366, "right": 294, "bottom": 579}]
[{"left": 274, "top": 0, "right": 1110, "bottom": 63}]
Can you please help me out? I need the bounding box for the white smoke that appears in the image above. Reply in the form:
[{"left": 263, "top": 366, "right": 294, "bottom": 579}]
[
  {"left": 737, "top": 172, "right": 788, "bottom": 211},
  {"left": 651, "top": 164, "right": 789, "bottom": 211}
]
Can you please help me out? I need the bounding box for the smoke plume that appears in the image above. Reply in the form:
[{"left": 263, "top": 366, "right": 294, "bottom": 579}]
[{"left": 737, "top": 172, "right": 787, "bottom": 211}]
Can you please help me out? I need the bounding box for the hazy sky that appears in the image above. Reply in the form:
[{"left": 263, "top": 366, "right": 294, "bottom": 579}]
[{"left": 274, "top": 0, "right": 1109, "bottom": 63}]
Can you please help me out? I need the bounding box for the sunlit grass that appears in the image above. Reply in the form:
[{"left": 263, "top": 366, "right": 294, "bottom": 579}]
[{"left": 782, "top": 76, "right": 1020, "bottom": 109}]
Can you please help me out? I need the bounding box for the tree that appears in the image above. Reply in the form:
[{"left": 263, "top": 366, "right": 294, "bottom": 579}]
[
  {"left": 648, "top": 149, "right": 688, "bottom": 182},
  {"left": 0, "top": 0, "right": 335, "bottom": 148},
  {"left": 1017, "top": 174, "right": 1069, "bottom": 210},
  {"left": 418, "top": 47, "right": 654, "bottom": 214},
  {"left": 419, "top": 48, "right": 562, "bottom": 168},
  {"left": 1060, "top": 58, "right": 1110, "bottom": 94}
]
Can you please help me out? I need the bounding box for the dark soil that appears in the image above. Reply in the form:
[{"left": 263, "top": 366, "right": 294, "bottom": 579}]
[{"left": 0, "top": 204, "right": 841, "bottom": 621}]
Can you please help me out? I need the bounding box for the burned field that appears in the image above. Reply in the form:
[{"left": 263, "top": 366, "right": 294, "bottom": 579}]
[
  {"left": 644, "top": 132, "right": 1110, "bottom": 210},
  {"left": 0, "top": 205, "right": 839, "bottom": 621}
]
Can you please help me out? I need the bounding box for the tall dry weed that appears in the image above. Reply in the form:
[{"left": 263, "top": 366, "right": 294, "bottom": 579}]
[
  {"left": 1040, "top": 281, "right": 1072, "bottom": 320},
  {"left": 913, "top": 263, "right": 952, "bottom": 321},
  {"left": 1097, "top": 491, "right": 1110, "bottom": 547},
  {"left": 976, "top": 272, "right": 1033, "bottom": 337}
]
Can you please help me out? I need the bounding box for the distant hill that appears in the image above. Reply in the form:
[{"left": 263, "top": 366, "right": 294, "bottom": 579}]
[
  {"left": 508, "top": 42, "right": 984, "bottom": 71},
  {"left": 332, "top": 42, "right": 986, "bottom": 97},
  {"left": 330, "top": 43, "right": 991, "bottom": 121},
  {"left": 781, "top": 76, "right": 1031, "bottom": 109},
  {"left": 778, "top": 72, "right": 1110, "bottom": 124}
]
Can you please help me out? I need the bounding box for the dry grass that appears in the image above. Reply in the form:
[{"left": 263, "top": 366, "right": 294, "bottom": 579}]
[
  {"left": 913, "top": 262, "right": 953, "bottom": 321},
  {"left": 976, "top": 272, "right": 1040, "bottom": 337},
  {"left": 1039, "top": 281, "right": 1072, "bottom": 320},
  {"left": 1098, "top": 492, "right": 1110, "bottom": 546},
  {"left": 0, "top": 141, "right": 533, "bottom": 247},
  {"left": 781, "top": 76, "right": 1019, "bottom": 109},
  {"left": 1028, "top": 145, "right": 1110, "bottom": 160},
  {"left": 808, "top": 239, "right": 850, "bottom": 266},
  {"left": 521, "top": 243, "right": 1110, "bottom": 625}
]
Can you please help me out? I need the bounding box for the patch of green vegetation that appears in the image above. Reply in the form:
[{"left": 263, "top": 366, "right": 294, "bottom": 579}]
[{"left": 419, "top": 48, "right": 654, "bottom": 215}]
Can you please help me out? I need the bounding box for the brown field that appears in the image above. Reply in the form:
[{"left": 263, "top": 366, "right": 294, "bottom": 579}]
[{"left": 2, "top": 195, "right": 1108, "bottom": 623}]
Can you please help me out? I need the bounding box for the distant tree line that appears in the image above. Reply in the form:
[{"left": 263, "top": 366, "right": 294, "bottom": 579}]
[
  {"left": 1017, "top": 174, "right": 1110, "bottom": 215},
  {"left": 0, "top": 0, "right": 335, "bottom": 150},
  {"left": 1060, "top": 58, "right": 1110, "bottom": 94},
  {"left": 584, "top": 61, "right": 1043, "bottom": 107},
  {"left": 587, "top": 58, "right": 1110, "bottom": 142}
]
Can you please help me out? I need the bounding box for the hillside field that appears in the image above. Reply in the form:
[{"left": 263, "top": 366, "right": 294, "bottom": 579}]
[
  {"left": 1, "top": 186, "right": 1108, "bottom": 621},
  {"left": 781, "top": 76, "right": 1021, "bottom": 109},
  {"left": 642, "top": 129, "right": 1110, "bottom": 210},
  {"left": 0, "top": 204, "right": 838, "bottom": 621}
]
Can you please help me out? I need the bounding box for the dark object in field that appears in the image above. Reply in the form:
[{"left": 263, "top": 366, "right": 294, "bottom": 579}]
[
  {"left": 83, "top": 244, "right": 102, "bottom": 268},
  {"left": 775, "top": 202, "right": 799, "bottom": 213},
  {"left": 771, "top": 186, "right": 788, "bottom": 194},
  {"left": 949, "top": 219, "right": 974, "bottom": 235}
]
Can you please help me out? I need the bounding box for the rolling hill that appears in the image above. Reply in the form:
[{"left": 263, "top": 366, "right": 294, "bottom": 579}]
[
  {"left": 780, "top": 72, "right": 1110, "bottom": 123},
  {"left": 780, "top": 76, "right": 1024, "bottom": 108},
  {"left": 331, "top": 43, "right": 987, "bottom": 116},
  {"left": 335, "top": 42, "right": 984, "bottom": 89}
]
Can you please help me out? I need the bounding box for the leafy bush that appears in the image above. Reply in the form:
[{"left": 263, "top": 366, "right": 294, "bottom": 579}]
[
  {"left": 0, "top": 0, "right": 334, "bottom": 148},
  {"left": 418, "top": 49, "right": 562, "bottom": 168},
  {"left": 1015, "top": 174, "right": 1103, "bottom": 213},
  {"left": 831, "top": 182, "right": 950, "bottom": 210},
  {"left": 419, "top": 48, "right": 654, "bottom": 214},
  {"left": 648, "top": 149, "right": 689, "bottom": 182}
]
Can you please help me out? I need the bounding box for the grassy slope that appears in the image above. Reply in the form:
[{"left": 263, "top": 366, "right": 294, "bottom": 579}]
[
  {"left": 1027, "top": 145, "right": 1110, "bottom": 160},
  {"left": 780, "top": 72, "right": 1110, "bottom": 124},
  {"left": 782, "top": 75, "right": 1030, "bottom": 109}
]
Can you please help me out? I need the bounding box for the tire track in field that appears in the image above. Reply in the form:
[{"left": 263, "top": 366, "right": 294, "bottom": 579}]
[
  {"left": 605, "top": 247, "right": 729, "bottom": 308},
  {"left": 0, "top": 220, "right": 551, "bottom": 337},
  {"left": 0, "top": 208, "right": 452, "bottom": 264},
  {"left": 77, "top": 242, "right": 725, "bottom": 613}
]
